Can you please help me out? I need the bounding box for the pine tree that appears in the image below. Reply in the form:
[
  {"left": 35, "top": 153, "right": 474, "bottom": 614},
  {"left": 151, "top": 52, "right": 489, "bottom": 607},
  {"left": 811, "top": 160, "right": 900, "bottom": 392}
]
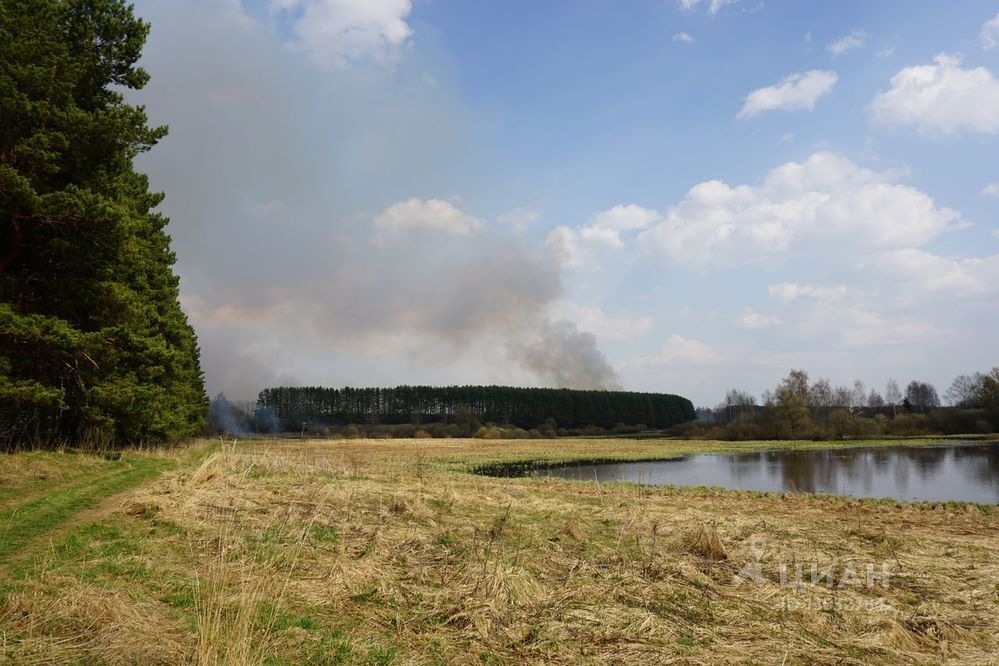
[{"left": 0, "top": 0, "right": 206, "bottom": 448}]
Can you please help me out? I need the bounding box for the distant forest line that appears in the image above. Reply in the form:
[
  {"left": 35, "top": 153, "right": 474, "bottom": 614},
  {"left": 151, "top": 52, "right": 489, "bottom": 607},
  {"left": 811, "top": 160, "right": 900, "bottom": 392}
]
[
  {"left": 683, "top": 368, "right": 999, "bottom": 440},
  {"left": 210, "top": 385, "right": 696, "bottom": 436}
]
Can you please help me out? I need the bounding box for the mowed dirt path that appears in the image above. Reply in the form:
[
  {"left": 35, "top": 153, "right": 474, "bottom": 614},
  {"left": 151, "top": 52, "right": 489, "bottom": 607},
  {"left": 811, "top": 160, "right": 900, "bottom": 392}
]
[
  {"left": 0, "top": 465, "right": 129, "bottom": 512},
  {"left": 0, "top": 457, "right": 178, "bottom": 567}
]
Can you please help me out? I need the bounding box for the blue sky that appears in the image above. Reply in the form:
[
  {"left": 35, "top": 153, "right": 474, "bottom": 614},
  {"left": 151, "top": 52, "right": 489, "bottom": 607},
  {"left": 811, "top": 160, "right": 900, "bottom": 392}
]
[{"left": 130, "top": 0, "right": 999, "bottom": 405}]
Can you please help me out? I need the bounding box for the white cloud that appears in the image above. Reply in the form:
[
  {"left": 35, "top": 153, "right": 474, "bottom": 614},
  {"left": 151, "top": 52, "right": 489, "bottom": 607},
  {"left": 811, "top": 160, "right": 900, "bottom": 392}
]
[
  {"left": 546, "top": 204, "right": 659, "bottom": 267},
  {"left": 982, "top": 13, "right": 999, "bottom": 51},
  {"left": 374, "top": 198, "right": 485, "bottom": 236},
  {"left": 871, "top": 54, "right": 999, "bottom": 135},
  {"left": 708, "top": 0, "right": 742, "bottom": 14},
  {"left": 982, "top": 183, "right": 999, "bottom": 197},
  {"left": 737, "top": 70, "right": 838, "bottom": 119},
  {"left": 545, "top": 226, "right": 620, "bottom": 267},
  {"left": 552, "top": 302, "right": 653, "bottom": 341},
  {"left": 827, "top": 30, "right": 870, "bottom": 56},
  {"left": 737, "top": 307, "right": 781, "bottom": 329},
  {"left": 590, "top": 204, "right": 660, "bottom": 232},
  {"left": 628, "top": 335, "right": 721, "bottom": 368},
  {"left": 878, "top": 46, "right": 896, "bottom": 58},
  {"left": 870, "top": 248, "right": 999, "bottom": 295},
  {"left": 677, "top": 0, "right": 741, "bottom": 14},
  {"left": 769, "top": 282, "right": 847, "bottom": 303},
  {"left": 268, "top": 0, "right": 412, "bottom": 67},
  {"left": 545, "top": 226, "right": 591, "bottom": 267},
  {"left": 497, "top": 207, "right": 539, "bottom": 233},
  {"left": 637, "top": 152, "right": 963, "bottom": 267},
  {"left": 763, "top": 280, "right": 950, "bottom": 350},
  {"left": 838, "top": 318, "right": 943, "bottom": 348},
  {"left": 780, "top": 132, "right": 795, "bottom": 144},
  {"left": 673, "top": 32, "right": 696, "bottom": 43}
]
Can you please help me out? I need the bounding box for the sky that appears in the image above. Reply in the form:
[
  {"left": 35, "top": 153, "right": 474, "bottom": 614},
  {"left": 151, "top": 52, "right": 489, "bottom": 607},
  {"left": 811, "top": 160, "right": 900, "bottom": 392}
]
[{"left": 129, "top": 0, "right": 999, "bottom": 406}]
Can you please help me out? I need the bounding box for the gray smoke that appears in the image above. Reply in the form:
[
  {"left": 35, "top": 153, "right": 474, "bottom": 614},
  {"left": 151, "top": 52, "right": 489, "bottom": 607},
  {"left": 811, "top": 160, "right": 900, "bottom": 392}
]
[
  {"left": 129, "top": 1, "right": 621, "bottom": 400},
  {"left": 507, "top": 319, "right": 621, "bottom": 389}
]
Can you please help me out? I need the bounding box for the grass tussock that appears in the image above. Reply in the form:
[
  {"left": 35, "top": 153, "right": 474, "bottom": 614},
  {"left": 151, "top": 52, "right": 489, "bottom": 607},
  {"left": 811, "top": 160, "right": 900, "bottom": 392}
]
[
  {"left": 681, "top": 523, "right": 729, "bottom": 561},
  {"left": 0, "top": 437, "right": 997, "bottom": 664}
]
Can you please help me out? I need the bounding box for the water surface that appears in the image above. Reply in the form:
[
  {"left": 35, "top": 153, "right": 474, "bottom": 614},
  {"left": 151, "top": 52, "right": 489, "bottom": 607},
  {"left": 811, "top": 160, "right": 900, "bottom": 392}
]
[{"left": 484, "top": 442, "right": 999, "bottom": 503}]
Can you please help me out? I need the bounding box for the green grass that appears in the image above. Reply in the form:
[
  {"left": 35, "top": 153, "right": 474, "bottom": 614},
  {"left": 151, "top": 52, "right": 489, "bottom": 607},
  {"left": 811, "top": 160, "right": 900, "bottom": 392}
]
[
  {"left": 439, "top": 436, "right": 984, "bottom": 472},
  {"left": 0, "top": 442, "right": 215, "bottom": 567},
  {"left": 311, "top": 525, "right": 339, "bottom": 543},
  {"left": 0, "top": 458, "right": 176, "bottom": 561},
  {"left": 0, "top": 450, "right": 111, "bottom": 504}
]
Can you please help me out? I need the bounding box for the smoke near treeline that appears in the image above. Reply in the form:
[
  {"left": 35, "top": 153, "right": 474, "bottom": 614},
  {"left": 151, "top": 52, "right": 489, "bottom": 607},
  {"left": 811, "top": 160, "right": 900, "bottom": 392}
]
[
  {"left": 506, "top": 320, "right": 621, "bottom": 390},
  {"left": 128, "top": 3, "right": 627, "bottom": 402}
]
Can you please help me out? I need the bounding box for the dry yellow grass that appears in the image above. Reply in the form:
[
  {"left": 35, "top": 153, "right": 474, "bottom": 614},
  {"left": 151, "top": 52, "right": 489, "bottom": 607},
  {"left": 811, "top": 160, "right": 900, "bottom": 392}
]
[{"left": 2, "top": 437, "right": 998, "bottom": 664}]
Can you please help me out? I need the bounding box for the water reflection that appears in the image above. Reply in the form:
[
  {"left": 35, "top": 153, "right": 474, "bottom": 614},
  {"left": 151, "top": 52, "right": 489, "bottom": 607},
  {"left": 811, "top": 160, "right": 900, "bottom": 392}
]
[{"left": 507, "top": 442, "right": 999, "bottom": 503}]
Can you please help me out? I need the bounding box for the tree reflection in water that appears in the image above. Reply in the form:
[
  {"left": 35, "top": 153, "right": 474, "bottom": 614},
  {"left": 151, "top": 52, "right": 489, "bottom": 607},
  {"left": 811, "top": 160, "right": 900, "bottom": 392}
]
[{"left": 521, "top": 443, "right": 999, "bottom": 503}]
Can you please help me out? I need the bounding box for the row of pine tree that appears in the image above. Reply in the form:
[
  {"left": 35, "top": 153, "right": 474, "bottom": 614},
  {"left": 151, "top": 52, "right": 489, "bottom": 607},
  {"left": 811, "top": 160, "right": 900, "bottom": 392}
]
[{"left": 256, "top": 385, "right": 696, "bottom": 431}]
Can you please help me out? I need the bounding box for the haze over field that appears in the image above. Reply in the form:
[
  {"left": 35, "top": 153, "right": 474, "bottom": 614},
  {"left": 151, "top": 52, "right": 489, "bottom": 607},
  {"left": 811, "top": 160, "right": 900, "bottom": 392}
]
[{"left": 130, "top": 0, "right": 999, "bottom": 403}]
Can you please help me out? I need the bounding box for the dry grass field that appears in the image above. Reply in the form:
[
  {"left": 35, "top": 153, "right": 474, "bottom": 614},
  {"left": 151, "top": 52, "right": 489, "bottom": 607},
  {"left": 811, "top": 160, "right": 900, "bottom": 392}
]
[{"left": 1, "top": 437, "right": 997, "bottom": 664}]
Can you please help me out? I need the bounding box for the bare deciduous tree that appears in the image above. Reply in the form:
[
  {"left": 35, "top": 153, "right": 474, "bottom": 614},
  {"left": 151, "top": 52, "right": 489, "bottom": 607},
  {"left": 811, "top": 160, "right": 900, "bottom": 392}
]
[
  {"left": 867, "top": 389, "right": 885, "bottom": 409},
  {"left": 885, "top": 378, "right": 902, "bottom": 418}
]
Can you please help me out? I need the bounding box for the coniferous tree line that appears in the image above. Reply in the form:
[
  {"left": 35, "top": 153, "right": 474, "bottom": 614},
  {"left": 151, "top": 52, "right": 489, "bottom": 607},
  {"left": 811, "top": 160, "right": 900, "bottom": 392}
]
[
  {"left": 255, "top": 385, "right": 696, "bottom": 432},
  {"left": 0, "top": 1, "right": 206, "bottom": 449}
]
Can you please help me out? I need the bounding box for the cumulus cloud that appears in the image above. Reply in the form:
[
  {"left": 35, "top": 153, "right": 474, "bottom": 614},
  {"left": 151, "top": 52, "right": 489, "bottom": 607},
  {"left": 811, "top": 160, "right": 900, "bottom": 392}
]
[
  {"left": 269, "top": 0, "right": 412, "bottom": 67},
  {"left": 673, "top": 32, "right": 695, "bottom": 43},
  {"left": 982, "top": 183, "right": 999, "bottom": 197},
  {"left": 737, "top": 70, "right": 838, "bottom": 119},
  {"left": 871, "top": 54, "right": 999, "bottom": 134},
  {"left": 636, "top": 152, "right": 962, "bottom": 267},
  {"left": 869, "top": 248, "right": 999, "bottom": 295},
  {"left": 547, "top": 204, "right": 659, "bottom": 267},
  {"left": 374, "top": 198, "right": 485, "bottom": 236},
  {"left": 827, "top": 30, "right": 870, "bottom": 56},
  {"left": 737, "top": 307, "right": 781, "bottom": 329},
  {"left": 590, "top": 204, "right": 660, "bottom": 232},
  {"left": 762, "top": 280, "right": 950, "bottom": 350},
  {"left": 628, "top": 335, "right": 721, "bottom": 368},
  {"left": 757, "top": 244, "right": 999, "bottom": 354},
  {"left": 546, "top": 226, "right": 618, "bottom": 265},
  {"left": 982, "top": 13, "right": 999, "bottom": 51}
]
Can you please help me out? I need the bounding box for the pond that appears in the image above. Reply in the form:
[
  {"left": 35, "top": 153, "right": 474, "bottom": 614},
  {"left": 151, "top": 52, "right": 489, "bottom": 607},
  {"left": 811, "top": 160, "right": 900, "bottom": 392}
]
[{"left": 480, "top": 441, "right": 999, "bottom": 503}]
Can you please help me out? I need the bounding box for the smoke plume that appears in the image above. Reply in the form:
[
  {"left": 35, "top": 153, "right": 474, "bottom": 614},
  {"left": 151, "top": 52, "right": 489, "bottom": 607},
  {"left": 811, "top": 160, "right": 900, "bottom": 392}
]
[
  {"left": 507, "top": 319, "right": 621, "bottom": 390},
  {"left": 130, "top": 1, "right": 621, "bottom": 400}
]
